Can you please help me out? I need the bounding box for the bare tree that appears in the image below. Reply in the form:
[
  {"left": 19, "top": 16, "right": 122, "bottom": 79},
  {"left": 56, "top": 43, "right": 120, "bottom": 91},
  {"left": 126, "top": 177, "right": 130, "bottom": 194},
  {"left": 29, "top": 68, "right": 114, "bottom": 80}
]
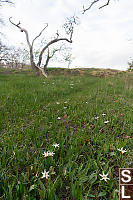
[
  {"left": 82, "top": 0, "right": 112, "bottom": 13},
  {"left": 0, "top": 41, "right": 10, "bottom": 63},
  {"left": 9, "top": 16, "right": 78, "bottom": 77},
  {"left": 0, "top": 43, "right": 24, "bottom": 69}
]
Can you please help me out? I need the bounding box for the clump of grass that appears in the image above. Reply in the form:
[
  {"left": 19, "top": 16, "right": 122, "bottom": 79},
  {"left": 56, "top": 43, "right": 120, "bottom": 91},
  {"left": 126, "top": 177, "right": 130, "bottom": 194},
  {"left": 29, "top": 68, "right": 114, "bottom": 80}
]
[{"left": 0, "top": 70, "right": 132, "bottom": 199}]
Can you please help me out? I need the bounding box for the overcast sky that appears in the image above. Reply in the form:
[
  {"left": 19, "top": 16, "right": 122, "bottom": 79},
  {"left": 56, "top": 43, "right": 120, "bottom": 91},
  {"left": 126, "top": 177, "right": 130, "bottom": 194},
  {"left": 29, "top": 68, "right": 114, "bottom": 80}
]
[{"left": 1, "top": 0, "right": 133, "bottom": 70}]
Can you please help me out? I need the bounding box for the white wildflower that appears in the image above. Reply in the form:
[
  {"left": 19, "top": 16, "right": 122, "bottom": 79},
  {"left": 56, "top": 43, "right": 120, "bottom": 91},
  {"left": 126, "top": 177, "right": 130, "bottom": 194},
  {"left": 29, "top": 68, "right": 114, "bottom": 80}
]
[
  {"left": 117, "top": 147, "right": 127, "bottom": 154},
  {"left": 102, "top": 113, "right": 106, "bottom": 116},
  {"left": 53, "top": 143, "right": 59, "bottom": 148},
  {"left": 57, "top": 117, "right": 61, "bottom": 120},
  {"left": 95, "top": 116, "right": 99, "bottom": 119},
  {"left": 41, "top": 169, "right": 49, "bottom": 179},
  {"left": 104, "top": 120, "right": 109, "bottom": 124},
  {"left": 47, "top": 151, "right": 55, "bottom": 157},
  {"left": 43, "top": 151, "right": 49, "bottom": 158},
  {"left": 99, "top": 172, "right": 110, "bottom": 182}
]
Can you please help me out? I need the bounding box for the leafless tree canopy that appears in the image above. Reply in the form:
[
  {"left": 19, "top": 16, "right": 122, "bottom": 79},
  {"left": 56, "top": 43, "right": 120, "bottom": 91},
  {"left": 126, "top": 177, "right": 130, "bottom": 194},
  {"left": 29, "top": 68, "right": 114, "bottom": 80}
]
[
  {"left": 0, "top": 42, "right": 26, "bottom": 69},
  {"left": 82, "top": 0, "right": 111, "bottom": 13}
]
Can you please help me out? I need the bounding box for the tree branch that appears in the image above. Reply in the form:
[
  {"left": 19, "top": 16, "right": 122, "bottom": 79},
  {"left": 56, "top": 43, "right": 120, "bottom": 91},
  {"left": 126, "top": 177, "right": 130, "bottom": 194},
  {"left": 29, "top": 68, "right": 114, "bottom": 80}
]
[
  {"left": 37, "top": 16, "right": 77, "bottom": 68},
  {"left": 99, "top": 0, "right": 110, "bottom": 9},
  {"left": 37, "top": 37, "right": 72, "bottom": 67},
  {"left": 32, "top": 23, "right": 48, "bottom": 47},
  {"left": 0, "top": 0, "right": 13, "bottom": 3},
  {"left": 82, "top": 0, "right": 111, "bottom": 14},
  {"left": 9, "top": 17, "right": 32, "bottom": 49},
  {"left": 37, "top": 50, "right": 50, "bottom": 77},
  {"left": 43, "top": 48, "right": 50, "bottom": 70}
]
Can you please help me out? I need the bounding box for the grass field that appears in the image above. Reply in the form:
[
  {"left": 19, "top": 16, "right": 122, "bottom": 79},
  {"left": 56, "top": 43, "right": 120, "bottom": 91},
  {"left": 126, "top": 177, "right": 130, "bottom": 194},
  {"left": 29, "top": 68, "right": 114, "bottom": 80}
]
[{"left": 0, "top": 68, "right": 133, "bottom": 199}]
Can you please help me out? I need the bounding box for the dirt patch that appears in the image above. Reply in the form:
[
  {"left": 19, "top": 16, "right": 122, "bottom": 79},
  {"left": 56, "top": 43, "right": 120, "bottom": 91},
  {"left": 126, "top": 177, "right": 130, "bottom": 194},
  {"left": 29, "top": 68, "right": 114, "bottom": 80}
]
[{"left": 89, "top": 69, "right": 120, "bottom": 77}]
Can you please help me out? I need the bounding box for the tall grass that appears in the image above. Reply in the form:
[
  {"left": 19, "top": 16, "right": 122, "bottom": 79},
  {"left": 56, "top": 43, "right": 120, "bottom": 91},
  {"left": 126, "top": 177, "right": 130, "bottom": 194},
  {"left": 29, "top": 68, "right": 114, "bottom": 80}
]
[{"left": 0, "top": 70, "right": 132, "bottom": 199}]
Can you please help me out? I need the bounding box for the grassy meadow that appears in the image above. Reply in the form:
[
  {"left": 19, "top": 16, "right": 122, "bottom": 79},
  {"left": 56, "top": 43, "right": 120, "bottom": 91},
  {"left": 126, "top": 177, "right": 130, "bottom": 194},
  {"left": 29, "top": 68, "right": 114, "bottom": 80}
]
[{"left": 0, "top": 68, "right": 133, "bottom": 199}]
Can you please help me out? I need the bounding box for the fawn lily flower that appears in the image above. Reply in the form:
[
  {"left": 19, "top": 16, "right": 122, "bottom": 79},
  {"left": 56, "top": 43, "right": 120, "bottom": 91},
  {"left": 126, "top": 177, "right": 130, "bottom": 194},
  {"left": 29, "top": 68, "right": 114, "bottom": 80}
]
[
  {"left": 43, "top": 151, "right": 55, "bottom": 157},
  {"left": 99, "top": 172, "right": 110, "bottom": 182},
  {"left": 47, "top": 151, "right": 55, "bottom": 156},
  {"left": 43, "top": 151, "right": 49, "bottom": 157},
  {"left": 104, "top": 120, "right": 109, "bottom": 124},
  {"left": 53, "top": 143, "right": 59, "bottom": 148},
  {"left": 56, "top": 102, "right": 60, "bottom": 104},
  {"left": 41, "top": 169, "right": 49, "bottom": 179},
  {"left": 57, "top": 117, "right": 61, "bottom": 120},
  {"left": 95, "top": 116, "right": 99, "bottom": 119},
  {"left": 117, "top": 147, "right": 127, "bottom": 154},
  {"left": 102, "top": 113, "right": 106, "bottom": 116}
]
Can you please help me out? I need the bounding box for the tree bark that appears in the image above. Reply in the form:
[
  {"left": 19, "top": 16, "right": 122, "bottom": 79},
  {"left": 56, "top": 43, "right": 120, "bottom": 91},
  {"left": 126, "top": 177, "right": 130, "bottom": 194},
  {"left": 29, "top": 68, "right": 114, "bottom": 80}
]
[
  {"left": 29, "top": 47, "right": 40, "bottom": 76},
  {"left": 31, "top": 62, "right": 40, "bottom": 76}
]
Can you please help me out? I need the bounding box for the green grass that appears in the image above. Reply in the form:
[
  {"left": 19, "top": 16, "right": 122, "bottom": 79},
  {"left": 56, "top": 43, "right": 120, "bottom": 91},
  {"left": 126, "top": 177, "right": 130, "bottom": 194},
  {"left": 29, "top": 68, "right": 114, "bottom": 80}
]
[{"left": 0, "top": 69, "right": 132, "bottom": 199}]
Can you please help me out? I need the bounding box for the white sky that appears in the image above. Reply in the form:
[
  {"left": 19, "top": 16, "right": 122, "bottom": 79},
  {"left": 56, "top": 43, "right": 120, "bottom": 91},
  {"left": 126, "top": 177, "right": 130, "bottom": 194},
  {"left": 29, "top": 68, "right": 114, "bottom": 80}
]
[{"left": 1, "top": 0, "right": 133, "bottom": 70}]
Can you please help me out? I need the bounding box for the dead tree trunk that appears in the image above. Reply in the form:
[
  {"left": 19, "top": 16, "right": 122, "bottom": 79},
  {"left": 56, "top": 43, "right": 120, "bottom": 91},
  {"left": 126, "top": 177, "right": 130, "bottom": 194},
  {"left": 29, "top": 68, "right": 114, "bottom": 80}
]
[{"left": 29, "top": 48, "right": 40, "bottom": 76}]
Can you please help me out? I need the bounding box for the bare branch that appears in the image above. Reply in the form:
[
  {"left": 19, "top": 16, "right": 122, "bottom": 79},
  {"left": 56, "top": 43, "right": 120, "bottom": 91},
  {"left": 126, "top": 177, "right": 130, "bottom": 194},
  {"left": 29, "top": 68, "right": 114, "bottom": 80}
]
[
  {"left": 43, "top": 48, "right": 50, "bottom": 69},
  {"left": 99, "top": 0, "right": 110, "bottom": 9},
  {"left": 82, "top": 0, "right": 111, "bottom": 14},
  {"left": 0, "top": 0, "right": 14, "bottom": 7},
  {"left": 0, "top": 0, "right": 13, "bottom": 4},
  {"left": 56, "top": 30, "right": 59, "bottom": 39},
  {"left": 37, "top": 48, "right": 58, "bottom": 77},
  {"left": 9, "top": 17, "right": 32, "bottom": 49},
  {"left": 37, "top": 37, "right": 72, "bottom": 67},
  {"left": 32, "top": 23, "right": 48, "bottom": 47},
  {"left": 37, "top": 49, "right": 49, "bottom": 77},
  {"left": 36, "top": 16, "right": 79, "bottom": 68}
]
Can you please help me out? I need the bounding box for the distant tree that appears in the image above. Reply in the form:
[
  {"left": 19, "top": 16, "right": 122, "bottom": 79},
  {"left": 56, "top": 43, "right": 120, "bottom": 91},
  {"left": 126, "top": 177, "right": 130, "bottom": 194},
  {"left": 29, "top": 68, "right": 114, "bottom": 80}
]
[
  {"left": 62, "top": 50, "right": 74, "bottom": 69},
  {"left": 9, "top": 16, "right": 78, "bottom": 77},
  {"left": 17, "top": 44, "right": 30, "bottom": 67},
  {"left": 6, "top": 46, "right": 22, "bottom": 68},
  {"left": 0, "top": 42, "right": 27, "bottom": 69},
  {"left": 0, "top": 41, "right": 10, "bottom": 63}
]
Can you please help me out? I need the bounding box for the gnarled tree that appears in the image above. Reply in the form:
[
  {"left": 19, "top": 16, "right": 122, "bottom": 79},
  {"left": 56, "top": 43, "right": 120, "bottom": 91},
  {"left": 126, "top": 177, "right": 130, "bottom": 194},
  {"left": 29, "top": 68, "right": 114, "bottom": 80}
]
[{"left": 9, "top": 16, "right": 78, "bottom": 77}]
